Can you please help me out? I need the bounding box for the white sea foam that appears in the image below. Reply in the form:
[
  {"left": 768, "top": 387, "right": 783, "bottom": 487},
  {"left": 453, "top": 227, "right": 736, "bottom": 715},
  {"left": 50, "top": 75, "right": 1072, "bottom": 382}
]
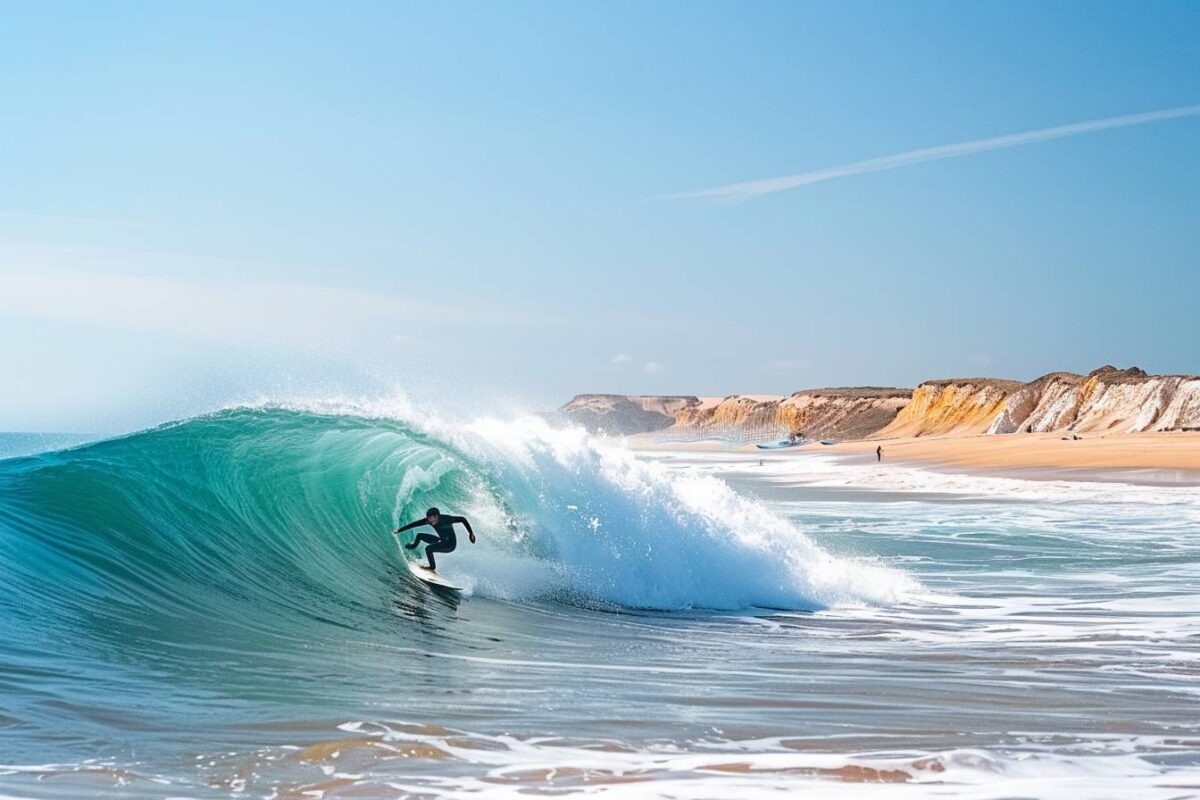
[
  {"left": 434, "top": 417, "right": 919, "bottom": 610},
  {"left": 322, "top": 721, "right": 1200, "bottom": 800}
]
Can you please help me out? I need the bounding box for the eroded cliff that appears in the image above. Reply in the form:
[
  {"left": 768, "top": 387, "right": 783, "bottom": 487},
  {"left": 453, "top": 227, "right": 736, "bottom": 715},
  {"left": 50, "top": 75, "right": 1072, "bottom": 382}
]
[
  {"left": 674, "top": 389, "right": 911, "bottom": 440},
  {"left": 557, "top": 365, "right": 1200, "bottom": 440},
  {"left": 987, "top": 367, "right": 1200, "bottom": 434},
  {"left": 875, "top": 379, "right": 1022, "bottom": 437}
]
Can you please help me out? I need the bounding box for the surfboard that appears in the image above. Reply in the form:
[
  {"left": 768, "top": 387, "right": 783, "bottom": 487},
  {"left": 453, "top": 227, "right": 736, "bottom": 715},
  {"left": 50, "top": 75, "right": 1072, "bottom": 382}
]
[{"left": 406, "top": 561, "right": 463, "bottom": 591}]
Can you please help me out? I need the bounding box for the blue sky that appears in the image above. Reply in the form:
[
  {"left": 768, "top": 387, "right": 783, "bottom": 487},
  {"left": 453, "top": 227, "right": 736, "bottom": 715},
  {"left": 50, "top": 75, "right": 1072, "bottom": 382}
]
[{"left": 2, "top": 1, "right": 1198, "bottom": 431}]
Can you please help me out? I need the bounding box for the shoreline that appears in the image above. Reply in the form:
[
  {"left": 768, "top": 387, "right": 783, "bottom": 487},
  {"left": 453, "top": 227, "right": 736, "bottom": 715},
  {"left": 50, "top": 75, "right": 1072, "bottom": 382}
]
[{"left": 627, "top": 431, "right": 1200, "bottom": 487}]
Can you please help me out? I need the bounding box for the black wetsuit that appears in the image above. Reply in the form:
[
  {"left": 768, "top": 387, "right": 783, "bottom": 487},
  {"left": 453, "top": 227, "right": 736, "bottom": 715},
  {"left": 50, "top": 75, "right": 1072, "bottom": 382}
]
[{"left": 397, "top": 515, "right": 471, "bottom": 570}]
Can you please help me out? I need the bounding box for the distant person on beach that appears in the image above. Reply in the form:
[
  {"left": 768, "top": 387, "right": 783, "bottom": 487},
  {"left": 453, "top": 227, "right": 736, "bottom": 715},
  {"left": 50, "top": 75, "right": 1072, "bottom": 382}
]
[
  {"left": 393, "top": 507, "right": 476, "bottom": 571},
  {"left": 876, "top": 446, "right": 883, "bottom": 462}
]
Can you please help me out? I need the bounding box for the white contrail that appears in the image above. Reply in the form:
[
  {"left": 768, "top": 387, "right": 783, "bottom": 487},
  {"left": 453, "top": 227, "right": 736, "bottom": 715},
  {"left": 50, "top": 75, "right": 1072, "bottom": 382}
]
[{"left": 664, "top": 104, "right": 1200, "bottom": 202}]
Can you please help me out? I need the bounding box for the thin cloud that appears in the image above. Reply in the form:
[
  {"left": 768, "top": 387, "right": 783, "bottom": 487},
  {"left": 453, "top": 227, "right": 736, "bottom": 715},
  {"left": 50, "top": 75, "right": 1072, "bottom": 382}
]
[
  {"left": 611, "top": 353, "right": 633, "bottom": 366},
  {"left": 664, "top": 104, "right": 1200, "bottom": 202},
  {"left": 643, "top": 361, "right": 664, "bottom": 375},
  {"left": 0, "top": 264, "right": 562, "bottom": 348}
]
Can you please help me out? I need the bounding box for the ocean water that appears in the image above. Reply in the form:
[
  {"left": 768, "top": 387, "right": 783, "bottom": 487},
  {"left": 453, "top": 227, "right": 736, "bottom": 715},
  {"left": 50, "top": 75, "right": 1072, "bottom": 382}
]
[{"left": 0, "top": 405, "right": 1197, "bottom": 799}]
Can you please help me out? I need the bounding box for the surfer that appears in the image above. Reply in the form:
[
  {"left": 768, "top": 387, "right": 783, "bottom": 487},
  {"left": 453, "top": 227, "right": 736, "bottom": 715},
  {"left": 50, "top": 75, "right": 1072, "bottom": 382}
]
[{"left": 392, "top": 507, "right": 476, "bottom": 571}]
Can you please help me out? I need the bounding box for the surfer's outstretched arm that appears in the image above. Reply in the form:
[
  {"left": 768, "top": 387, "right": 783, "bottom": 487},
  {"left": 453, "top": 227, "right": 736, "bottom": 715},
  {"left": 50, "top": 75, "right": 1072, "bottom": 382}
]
[
  {"left": 453, "top": 515, "right": 476, "bottom": 544},
  {"left": 392, "top": 518, "right": 427, "bottom": 535}
]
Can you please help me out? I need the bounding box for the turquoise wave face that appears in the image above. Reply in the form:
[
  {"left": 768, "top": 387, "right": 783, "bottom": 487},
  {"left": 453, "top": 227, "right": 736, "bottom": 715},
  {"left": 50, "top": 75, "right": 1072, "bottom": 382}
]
[{"left": 0, "top": 409, "right": 456, "bottom": 639}]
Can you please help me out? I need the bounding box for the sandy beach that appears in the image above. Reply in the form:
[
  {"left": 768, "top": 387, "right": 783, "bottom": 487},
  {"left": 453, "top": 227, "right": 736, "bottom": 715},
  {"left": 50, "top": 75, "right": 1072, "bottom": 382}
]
[
  {"left": 829, "top": 431, "right": 1200, "bottom": 472},
  {"left": 628, "top": 430, "right": 1200, "bottom": 484}
]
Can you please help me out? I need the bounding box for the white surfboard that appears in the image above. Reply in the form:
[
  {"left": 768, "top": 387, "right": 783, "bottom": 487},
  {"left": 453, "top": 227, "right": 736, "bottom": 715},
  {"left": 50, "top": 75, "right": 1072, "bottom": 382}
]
[{"left": 406, "top": 561, "right": 463, "bottom": 591}]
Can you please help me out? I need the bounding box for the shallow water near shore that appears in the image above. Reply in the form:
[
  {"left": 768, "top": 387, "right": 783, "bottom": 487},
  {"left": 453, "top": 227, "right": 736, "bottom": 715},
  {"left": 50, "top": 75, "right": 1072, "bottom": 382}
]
[{"left": 1, "top": 410, "right": 1198, "bottom": 798}]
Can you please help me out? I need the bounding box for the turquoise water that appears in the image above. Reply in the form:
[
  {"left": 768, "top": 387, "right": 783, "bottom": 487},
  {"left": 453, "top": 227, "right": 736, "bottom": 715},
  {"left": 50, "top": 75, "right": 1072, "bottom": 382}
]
[{"left": 1, "top": 406, "right": 1198, "bottom": 798}]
